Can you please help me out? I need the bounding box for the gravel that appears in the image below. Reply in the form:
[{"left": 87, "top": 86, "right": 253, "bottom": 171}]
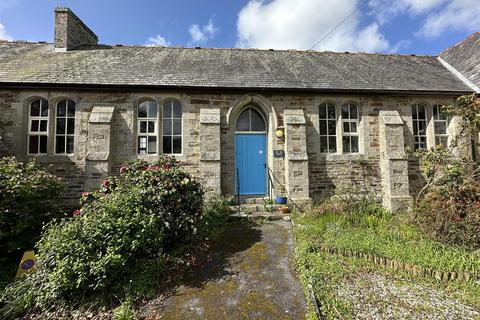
[{"left": 335, "top": 272, "right": 480, "bottom": 320}]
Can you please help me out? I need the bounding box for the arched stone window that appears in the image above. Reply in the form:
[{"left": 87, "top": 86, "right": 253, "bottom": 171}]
[
  {"left": 235, "top": 107, "right": 266, "bottom": 132},
  {"left": 138, "top": 100, "right": 158, "bottom": 154},
  {"left": 341, "top": 103, "right": 359, "bottom": 153},
  {"left": 319, "top": 102, "right": 337, "bottom": 153},
  {"left": 162, "top": 100, "right": 182, "bottom": 154},
  {"left": 55, "top": 99, "right": 76, "bottom": 154},
  {"left": 28, "top": 99, "right": 49, "bottom": 154},
  {"left": 411, "top": 103, "right": 427, "bottom": 150}
]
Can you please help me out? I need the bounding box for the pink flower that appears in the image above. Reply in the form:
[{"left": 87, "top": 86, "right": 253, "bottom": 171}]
[
  {"left": 119, "top": 166, "right": 126, "bottom": 174},
  {"left": 163, "top": 164, "right": 169, "bottom": 171},
  {"left": 102, "top": 179, "right": 110, "bottom": 187},
  {"left": 73, "top": 209, "right": 81, "bottom": 216},
  {"left": 82, "top": 192, "right": 90, "bottom": 198}
]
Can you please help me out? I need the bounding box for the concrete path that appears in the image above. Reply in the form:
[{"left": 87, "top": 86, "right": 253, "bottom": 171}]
[{"left": 142, "top": 220, "right": 307, "bottom": 320}]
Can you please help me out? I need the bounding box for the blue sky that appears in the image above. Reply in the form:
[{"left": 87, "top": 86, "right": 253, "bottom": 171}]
[{"left": 0, "top": 0, "right": 479, "bottom": 55}]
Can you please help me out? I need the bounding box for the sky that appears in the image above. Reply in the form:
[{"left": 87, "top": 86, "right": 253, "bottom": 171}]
[{"left": 0, "top": 0, "right": 479, "bottom": 55}]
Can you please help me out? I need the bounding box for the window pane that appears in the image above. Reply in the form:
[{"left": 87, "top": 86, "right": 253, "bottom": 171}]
[
  {"left": 40, "top": 120, "right": 48, "bottom": 132},
  {"left": 139, "top": 121, "right": 147, "bottom": 133},
  {"left": 29, "top": 136, "right": 38, "bottom": 154},
  {"left": 66, "top": 136, "right": 74, "bottom": 153},
  {"left": 41, "top": 101, "right": 49, "bottom": 117},
  {"left": 327, "top": 104, "right": 336, "bottom": 119},
  {"left": 319, "top": 119, "right": 327, "bottom": 135},
  {"left": 320, "top": 136, "right": 328, "bottom": 153},
  {"left": 147, "top": 102, "right": 157, "bottom": 118},
  {"left": 418, "top": 121, "right": 426, "bottom": 135},
  {"left": 343, "top": 122, "right": 350, "bottom": 133},
  {"left": 418, "top": 105, "right": 426, "bottom": 119},
  {"left": 163, "top": 136, "right": 172, "bottom": 154},
  {"left": 350, "top": 122, "right": 357, "bottom": 133},
  {"left": 138, "top": 136, "right": 147, "bottom": 154},
  {"left": 148, "top": 136, "right": 157, "bottom": 154},
  {"left": 67, "top": 100, "right": 76, "bottom": 117},
  {"left": 411, "top": 105, "right": 418, "bottom": 119},
  {"left": 351, "top": 136, "right": 359, "bottom": 153},
  {"left": 343, "top": 136, "right": 350, "bottom": 153},
  {"left": 148, "top": 121, "right": 155, "bottom": 133},
  {"left": 67, "top": 118, "right": 75, "bottom": 134},
  {"left": 31, "top": 120, "right": 39, "bottom": 132},
  {"left": 236, "top": 109, "right": 250, "bottom": 131},
  {"left": 173, "top": 119, "right": 182, "bottom": 135},
  {"left": 39, "top": 136, "right": 47, "bottom": 153},
  {"left": 250, "top": 109, "right": 265, "bottom": 131},
  {"left": 434, "top": 122, "right": 446, "bottom": 134},
  {"left": 172, "top": 101, "right": 182, "bottom": 118},
  {"left": 419, "top": 137, "right": 427, "bottom": 149},
  {"left": 328, "top": 120, "right": 336, "bottom": 135},
  {"left": 56, "top": 136, "right": 65, "bottom": 153},
  {"left": 163, "top": 119, "right": 172, "bottom": 135},
  {"left": 319, "top": 105, "right": 326, "bottom": 119},
  {"left": 413, "top": 121, "right": 418, "bottom": 135},
  {"left": 57, "top": 100, "right": 66, "bottom": 116},
  {"left": 349, "top": 105, "right": 358, "bottom": 119},
  {"left": 163, "top": 103, "right": 172, "bottom": 118},
  {"left": 30, "top": 101, "right": 40, "bottom": 116},
  {"left": 173, "top": 136, "right": 182, "bottom": 154},
  {"left": 138, "top": 103, "right": 148, "bottom": 118},
  {"left": 328, "top": 136, "right": 337, "bottom": 152},
  {"left": 56, "top": 118, "right": 65, "bottom": 134},
  {"left": 433, "top": 105, "right": 438, "bottom": 120},
  {"left": 341, "top": 105, "right": 349, "bottom": 118}
]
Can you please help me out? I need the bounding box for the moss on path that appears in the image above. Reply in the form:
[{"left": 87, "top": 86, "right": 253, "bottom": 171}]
[{"left": 141, "top": 220, "right": 306, "bottom": 320}]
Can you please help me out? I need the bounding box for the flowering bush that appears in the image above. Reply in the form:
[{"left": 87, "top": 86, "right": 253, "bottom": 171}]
[
  {"left": 1, "top": 156, "right": 206, "bottom": 313},
  {"left": 0, "top": 157, "right": 64, "bottom": 258}
]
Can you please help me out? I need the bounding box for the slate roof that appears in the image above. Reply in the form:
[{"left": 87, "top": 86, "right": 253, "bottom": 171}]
[
  {"left": 440, "top": 32, "right": 480, "bottom": 89},
  {"left": 0, "top": 41, "right": 471, "bottom": 93}
]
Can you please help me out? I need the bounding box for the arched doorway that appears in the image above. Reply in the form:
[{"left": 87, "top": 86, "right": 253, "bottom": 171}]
[{"left": 235, "top": 106, "right": 267, "bottom": 195}]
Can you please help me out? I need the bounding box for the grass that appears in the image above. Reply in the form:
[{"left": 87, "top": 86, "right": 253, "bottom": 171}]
[
  {"left": 298, "top": 213, "right": 480, "bottom": 274},
  {"left": 292, "top": 210, "right": 480, "bottom": 319}
]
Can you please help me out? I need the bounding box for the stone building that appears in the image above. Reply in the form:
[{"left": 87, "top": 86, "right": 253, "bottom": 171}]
[{"left": 0, "top": 8, "right": 478, "bottom": 211}]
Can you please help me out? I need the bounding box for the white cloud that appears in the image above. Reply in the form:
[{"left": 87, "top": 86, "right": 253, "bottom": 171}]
[
  {"left": 145, "top": 34, "right": 170, "bottom": 47},
  {"left": 189, "top": 18, "right": 218, "bottom": 44},
  {"left": 388, "top": 39, "right": 412, "bottom": 53},
  {"left": 368, "top": 0, "right": 479, "bottom": 38},
  {"left": 236, "top": 0, "right": 389, "bottom": 52},
  {"left": 0, "top": 23, "right": 12, "bottom": 41},
  {"left": 417, "top": 0, "right": 480, "bottom": 38}
]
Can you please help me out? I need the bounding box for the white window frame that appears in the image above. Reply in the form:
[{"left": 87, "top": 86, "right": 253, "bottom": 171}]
[
  {"left": 432, "top": 104, "right": 449, "bottom": 148},
  {"left": 28, "top": 99, "right": 49, "bottom": 155},
  {"left": 341, "top": 103, "right": 359, "bottom": 154},
  {"left": 55, "top": 99, "right": 76, "bottom": 155},
  {"left": 319, "top": 102, "right": 337, "bottom": 153},
  {"left": 412, "top": 103, "right": 428, "bottom": 150},
  {"left": 162, "top": 100, "right": 183, "bottom": 155},
  {"left": 137, "top": 100, "right": 158, "bottom": 155}
]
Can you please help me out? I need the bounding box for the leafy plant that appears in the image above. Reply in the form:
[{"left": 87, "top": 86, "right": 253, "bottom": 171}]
[{"left": 0, "top": 157, "right": 64, "bottom": 258}]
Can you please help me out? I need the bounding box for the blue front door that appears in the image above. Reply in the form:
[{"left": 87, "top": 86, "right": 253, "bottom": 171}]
[{"left": 235, "top": 134, "right": 267, "bottom": 195}]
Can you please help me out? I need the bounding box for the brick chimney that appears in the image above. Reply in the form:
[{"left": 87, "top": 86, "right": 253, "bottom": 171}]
[{"left": 54, "top": 7, "right": 98, "bottom": 52}]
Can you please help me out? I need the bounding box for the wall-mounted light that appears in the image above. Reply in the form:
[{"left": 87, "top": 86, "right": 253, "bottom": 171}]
[{"left": 275, "top": 129, "right": 284, "bottom": 138}]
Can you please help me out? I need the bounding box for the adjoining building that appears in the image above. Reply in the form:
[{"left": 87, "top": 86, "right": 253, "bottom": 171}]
[{"left": 0, "top": 8, "right": 478, "bottom": 211}]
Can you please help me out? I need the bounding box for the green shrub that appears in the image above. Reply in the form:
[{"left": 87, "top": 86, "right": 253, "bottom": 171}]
[
  {"left": 197, "top": 194, "right": 232, "bottom": 239},
  {"left": 1, "top": 156, "right": 204, "bottom": 316},
  {"left": 0, "top": 157, "right": 64, "bottom": 258},
  {"left": 416, "top": 181, "right": 480, "bottom": 250},
  {"left": 112, "top": 298, "right": 136, "bottom": 320}
]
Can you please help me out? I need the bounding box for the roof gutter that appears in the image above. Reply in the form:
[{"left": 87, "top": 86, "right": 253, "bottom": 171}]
[{"left": 0, "top": 81, "right": 472, "bottom": 96}]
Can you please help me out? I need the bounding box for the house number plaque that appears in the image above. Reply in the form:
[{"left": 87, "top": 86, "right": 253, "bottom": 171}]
[{"left": 274, "top": 150, "right": 285, "bottom": 158}]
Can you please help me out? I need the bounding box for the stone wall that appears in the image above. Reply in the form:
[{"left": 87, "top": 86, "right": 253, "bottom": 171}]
[{"left": 0, "top": 88, "right": 463, "bottom": 209}]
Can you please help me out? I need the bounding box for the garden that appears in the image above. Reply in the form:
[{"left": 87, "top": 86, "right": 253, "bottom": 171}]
[
  {"left": 0, "top": 156, "right": 231, "bottom": 319},
  {"left": 293, "top": 93, "right": 480, "bottom": 319}
]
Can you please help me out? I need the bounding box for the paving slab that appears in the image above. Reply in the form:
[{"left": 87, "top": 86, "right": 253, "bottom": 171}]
[{"left": 142, "top": 220, "right": 306, "bottom": 320}]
